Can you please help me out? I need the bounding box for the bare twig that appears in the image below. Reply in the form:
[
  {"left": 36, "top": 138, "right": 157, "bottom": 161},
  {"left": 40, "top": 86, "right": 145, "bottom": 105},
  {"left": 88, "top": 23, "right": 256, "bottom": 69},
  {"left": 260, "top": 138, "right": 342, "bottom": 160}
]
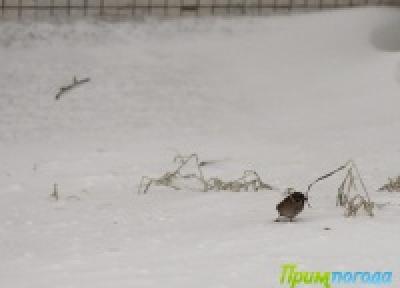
[
  {"left": 55, "top": 76, "right": 90, "bottom": 100},
  {"left": 306, "top": 164, "right": 347, "bottom": 198}
]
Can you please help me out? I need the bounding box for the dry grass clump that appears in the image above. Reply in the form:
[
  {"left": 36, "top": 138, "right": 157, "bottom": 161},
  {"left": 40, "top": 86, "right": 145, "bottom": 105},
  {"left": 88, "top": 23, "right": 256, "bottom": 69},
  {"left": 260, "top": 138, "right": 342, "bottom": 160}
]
[
  {"left": 138, "top": 154, "right": 375, "bottom": 218},
  {"left": 207, "top": 170, "right": 273, "bottom": 192},
  {"left": 138, "top": 153, "right": 273, "bottom": 194},
  {"left": 379, "top": 176, "right": 400, "bottom": 192},
  {"left": 306, "top": 160, "right": 374, "bottom": 217}
]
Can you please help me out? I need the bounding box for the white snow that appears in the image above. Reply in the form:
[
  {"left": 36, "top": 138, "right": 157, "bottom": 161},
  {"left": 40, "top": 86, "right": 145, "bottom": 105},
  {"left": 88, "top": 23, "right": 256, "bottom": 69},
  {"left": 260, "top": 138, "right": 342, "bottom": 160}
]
[{"left": 0, "top": 7, "right": 400, "bottom": 288}]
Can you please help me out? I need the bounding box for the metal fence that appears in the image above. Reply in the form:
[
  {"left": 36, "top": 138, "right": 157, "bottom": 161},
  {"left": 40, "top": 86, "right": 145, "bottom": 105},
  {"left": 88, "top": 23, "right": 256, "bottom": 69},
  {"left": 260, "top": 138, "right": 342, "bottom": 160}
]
[{"left": 0, "top": 0, "right": 399, "bottom": 18}]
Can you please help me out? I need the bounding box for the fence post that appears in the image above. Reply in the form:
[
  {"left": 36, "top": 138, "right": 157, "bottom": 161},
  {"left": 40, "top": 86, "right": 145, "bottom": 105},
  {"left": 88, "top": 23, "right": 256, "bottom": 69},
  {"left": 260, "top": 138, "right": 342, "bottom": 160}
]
[
  {"left": 1, "top": 0, "right": 4, "bottom": 17},
  {"left": 84, "top": 0, "right": 88, "bottom": 16}
]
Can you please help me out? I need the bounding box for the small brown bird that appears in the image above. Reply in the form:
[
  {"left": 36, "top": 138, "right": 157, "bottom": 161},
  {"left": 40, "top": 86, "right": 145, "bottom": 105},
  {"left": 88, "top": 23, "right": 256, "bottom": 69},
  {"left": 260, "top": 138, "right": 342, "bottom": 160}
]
[{"left": 275, "top": 192, "right": 308, "bottom": 222}]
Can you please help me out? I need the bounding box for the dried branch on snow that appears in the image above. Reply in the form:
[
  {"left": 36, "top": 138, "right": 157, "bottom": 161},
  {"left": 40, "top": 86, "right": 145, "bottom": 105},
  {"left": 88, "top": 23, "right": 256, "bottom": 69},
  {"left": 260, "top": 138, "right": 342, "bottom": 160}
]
[{"left": 55, "top": 76, "right": 90, "bottom": 100}]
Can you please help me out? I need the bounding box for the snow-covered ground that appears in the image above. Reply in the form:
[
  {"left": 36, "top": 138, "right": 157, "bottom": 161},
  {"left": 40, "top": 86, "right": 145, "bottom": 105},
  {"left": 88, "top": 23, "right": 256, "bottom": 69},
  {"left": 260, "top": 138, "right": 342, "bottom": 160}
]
[{"left": 1, "top": 7, "right": 400, "bottom": 288}]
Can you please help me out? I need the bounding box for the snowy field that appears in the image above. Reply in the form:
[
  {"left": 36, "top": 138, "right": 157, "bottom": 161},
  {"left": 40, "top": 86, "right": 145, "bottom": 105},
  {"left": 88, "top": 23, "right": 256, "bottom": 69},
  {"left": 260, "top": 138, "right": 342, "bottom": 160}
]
[{"left": 1, "top": 7, "right": 400, "bottom": 288}]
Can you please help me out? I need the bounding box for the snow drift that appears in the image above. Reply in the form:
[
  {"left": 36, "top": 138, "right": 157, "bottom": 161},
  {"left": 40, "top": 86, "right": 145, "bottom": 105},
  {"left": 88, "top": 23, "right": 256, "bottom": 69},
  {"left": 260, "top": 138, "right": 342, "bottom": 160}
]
[{"left": 0, "top": 7, "right": 399, "bottom": 288}]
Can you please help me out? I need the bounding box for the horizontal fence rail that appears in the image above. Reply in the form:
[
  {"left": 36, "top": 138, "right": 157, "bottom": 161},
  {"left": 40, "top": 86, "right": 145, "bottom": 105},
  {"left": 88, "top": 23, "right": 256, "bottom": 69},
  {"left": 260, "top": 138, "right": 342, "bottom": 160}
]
[{"left": 0, "top": 0, "right": 399, "bottom": 18}]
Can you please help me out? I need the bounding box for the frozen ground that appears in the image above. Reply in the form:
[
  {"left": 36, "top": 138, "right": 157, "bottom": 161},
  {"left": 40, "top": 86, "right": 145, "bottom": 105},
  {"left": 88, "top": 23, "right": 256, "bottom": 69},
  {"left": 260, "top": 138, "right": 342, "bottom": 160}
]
[{"left": 0, "top": 7, "right": 400, "bottom": 288}]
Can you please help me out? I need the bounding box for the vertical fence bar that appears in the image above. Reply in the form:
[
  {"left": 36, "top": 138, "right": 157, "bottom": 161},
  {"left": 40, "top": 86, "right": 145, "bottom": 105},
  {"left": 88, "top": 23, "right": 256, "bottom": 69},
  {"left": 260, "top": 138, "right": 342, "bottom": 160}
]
[
  {"left": 148, "top": 0, "right": 152, "bottom": 15},
  {"left": 257, "top": 0, "right": 261, "bottom": 15},
  {"left": 273, "top": 0, "right": 276, "bottom": 11},
  {"left": 100, "top": 0, "right": 104, "bottom": 16},
  {"left": 289, "top": 0, "right": 293, "bottom": 10},
  {"left": 84, "top": 0, "right": 88, "bottom": 16},
  {"left": 242, "top": 0, "right": 246, "bottom": 14},
  {"left": 1, "top": 0, "right": 4, "bottom": 16},
  {"left": 180, "top": 0, "right": 183, "bottom": 15},
  {"left": 18, "top": 0, "right": 22, "bottom": 18},
  {"left": 227, "top": 0, "right": 230, "bottom": 14},
  {"left": 50, "top": 0, "right": 54, "bottom": 16},
  {"left": 34, "top": 0, "right": 38, "bottom": 18},
  {"left": 66, "top": 0, "right": 71, "bottom": 16},
  {"left": 164, "top": 0, "right": 168, "bottom": 16},
  {"left": 211, "top": 0, "right": 215, "bottom": 15},
  {"left": 196, "top": 0, "right": 199, "bottom": 16},
  {"left": 132, "top": 0, "right": 135, "bottom": 16}
]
